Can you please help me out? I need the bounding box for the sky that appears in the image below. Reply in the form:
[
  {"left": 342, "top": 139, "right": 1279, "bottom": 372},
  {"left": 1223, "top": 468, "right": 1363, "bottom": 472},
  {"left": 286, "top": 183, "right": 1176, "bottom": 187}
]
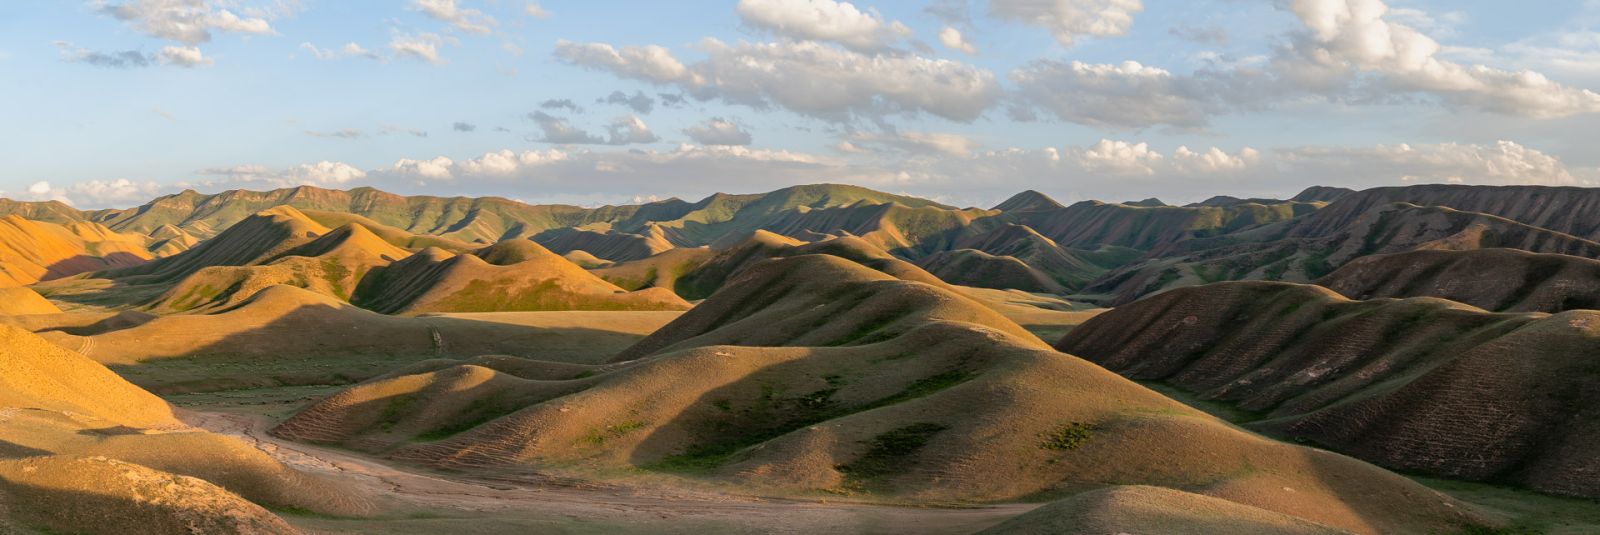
[{"left": 2, "top": 0, "right": 1599, "bottom": 209}]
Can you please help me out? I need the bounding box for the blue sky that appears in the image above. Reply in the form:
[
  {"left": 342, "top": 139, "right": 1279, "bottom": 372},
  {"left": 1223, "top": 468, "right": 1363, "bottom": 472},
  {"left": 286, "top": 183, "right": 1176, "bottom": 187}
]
[{"left": 2, "top": 0, "right": 1599, "bottom": 209}]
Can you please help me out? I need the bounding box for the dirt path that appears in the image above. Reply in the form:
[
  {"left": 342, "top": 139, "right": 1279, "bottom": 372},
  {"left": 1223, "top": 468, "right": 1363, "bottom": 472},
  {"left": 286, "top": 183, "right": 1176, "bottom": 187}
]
[{"left": 182, "top": 410, "right": 1035, "bottom": 534}]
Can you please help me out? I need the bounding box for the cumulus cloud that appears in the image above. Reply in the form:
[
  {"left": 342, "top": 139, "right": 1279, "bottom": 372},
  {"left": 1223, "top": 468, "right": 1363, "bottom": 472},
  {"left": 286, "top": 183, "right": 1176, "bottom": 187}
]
[
  {"left": 95, "top": 0, "right": 277, "bottom": 44},
  {"left": 683, "top": 118, "right": 753, "bottom": 146},
  {"left": 1012, "top": 60, "right": 1216, "bottom": 129},
  {"left": 1277, "top": 140, "right": 1581, "bottom": 185},
  {"left": 199, "top": 161, "right": 368, "bottom": 187},
  {"left": 540, "top": 98, "right": 582, "bottom": 112},
  {"left": 388, "top": 156, "right": 455, "bottom": 180},
  {"left": 41, "top": 137, "right": 1578, "bottom": 212},
  {"left": 604, "top": 115, "right": 660, "bottom": 144},
  {"left": 937, "top": 27, "right": 977, "bottom": 54},
  {"left": 601, "top": 90, "right": 655, "bottom": 114},
  {"left": 555, "top": 39, "right": 998, "bottom": 122},
  {"left": 844, "top": 131, "right": 978, "bottom": 156},
  {"left": 552, "top": 40, "right": 691, "bottom": 82},
  {"left": 156, "top": 45, "right": 211, "bottom": 67},
  {"left": 1281, "top": 0, "right": 1600, "bottom": 118},
  {"left": 987, "top": 0, "right": 1143, "bottom": 47},
  {"left": 1008, "top": 0, "right": 1600, "bottom": 128},
  {"left": 413, "top": 0, "right": 496, "bottom": 34},
  {"left": 525, "top": 3, "right": 551, "bottom": 18},
  {"left": 54, "top": 42, "right": 211, "bottom": 69},
  {"left": 527, "top": 111, "right": 604, "bottom": 144},
  {"left": 390, "top": 32, "right": 447, "bottom": 64},
  {"left": 734, "top": 0, "right": 912, "bottom": 52},
  {"left": 11, "top": 179, "right": 165, "bottom": 207},
  {"left": 54, "top": 42, "right": 151, "bottom": 68}
]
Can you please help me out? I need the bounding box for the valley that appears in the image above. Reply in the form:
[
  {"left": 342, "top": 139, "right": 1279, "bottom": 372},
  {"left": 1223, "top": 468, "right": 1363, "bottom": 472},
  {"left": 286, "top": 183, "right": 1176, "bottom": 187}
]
[{"left": 4, "top": 182, "right": 1600, "bottom": 533}]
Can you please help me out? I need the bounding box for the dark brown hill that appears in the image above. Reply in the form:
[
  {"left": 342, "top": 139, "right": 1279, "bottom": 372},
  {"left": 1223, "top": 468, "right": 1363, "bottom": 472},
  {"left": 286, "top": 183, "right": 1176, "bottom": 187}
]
[
  {"left": 1058, "top": 281, "right": 1600, "bottom": 498},
  {"left": 1084, "top": 202, "right": 1600, "bottom": 306},
  {"left": 1319, "top": 248, "right": 1600, "bottom": 312}
]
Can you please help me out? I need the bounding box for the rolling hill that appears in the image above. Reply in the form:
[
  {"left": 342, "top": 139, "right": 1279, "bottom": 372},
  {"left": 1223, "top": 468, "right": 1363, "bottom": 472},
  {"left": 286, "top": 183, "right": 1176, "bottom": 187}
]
[
  {"left": 1318, "top": 248, "right": 1600, "bottom": 312},
  {"left": 274, "top": 255, "right": 1498, "bottom": 534},
  {"left": 1058, "top": 281, "right": 1600, "bottom": 498},
  {"left": 352, "top": 241, "right": 690, "bottom": 315},
  {"left": 0, "top": 324, "right": 372, "bottom": 533},
  {"left": 0, "top": 215, "right": 153, "bottom": 286}
]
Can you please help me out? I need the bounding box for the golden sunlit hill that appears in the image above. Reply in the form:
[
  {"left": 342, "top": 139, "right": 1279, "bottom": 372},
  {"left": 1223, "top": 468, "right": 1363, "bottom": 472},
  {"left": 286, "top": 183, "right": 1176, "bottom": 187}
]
[
  {"left": 0, "top": 215, "right": 152, "bottom": 287},
  {"left": 0, "top": 325, "right": 373, "bottom": 533},
  {"left": 275, "top": 255, "right": 1498, "bottom": 534},
  {"left": 352, "top": 241, "right": 690, "bottom": 315},
  {"left": 0, "top": 287, "right": 62, "bottom": 315},
  {"left": 147, "top": 222, "right": 412, "bottom": 313}
]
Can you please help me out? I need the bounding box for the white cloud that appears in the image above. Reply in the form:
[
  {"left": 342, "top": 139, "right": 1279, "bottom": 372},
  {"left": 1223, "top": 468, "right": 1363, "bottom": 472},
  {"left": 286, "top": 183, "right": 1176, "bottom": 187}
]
[
  {"left": 388, "top": 156, "right": 456, "bottom": 180},
  {"left": 390, "top": 32, "right": 446, "bottom": 64},
  {"left": 1011, "top": 60, "right": 1215, "bottom": 129},
  {"left": 845, "top": 131, "right": 978, "bottom": 157},
  {"left": 734, "top": 0, "right": 912, "bottom": 52},
  {"left": 525, "top": 3, "right": 551, "bottom": 18},
  {"left": 937, "top": 27, "right": 977, "bottom": 54},
  {"left": 1007, "top": 0, "right": 1600, "bottom": 128},
  {"left": 555, "top": 39, "right": 998, "bottom": 122},
  {"left": 552, "top": 40, "right": 692, "bottom": 83},
  {"left": 528, "top": 111, "right": 604, "bottom": 144},
  {"left": 683, "top": 118, "right": 754, "bottom": 146},
  {"left": 413, "top": 0, "right": 496, "bottom": 34},
  {"left": 1282, "top": 0, "right": 1600, "bottom": 118},
  {"left": 199, "top": 161, "right": 367, "bottom": 187},
  {"left": 1278, "top": 140, "right": 1583, "bottom": 186},
  {"left": 96, "top": 0, "right": 277, "bottom": 44},
  {"left": 1075, "top": 139, "right": 1163, "bottom": 174},
  {"left": 987, "top": 0, "right": 1143, "bottom": 47},
  {"left": 1174, "top": 145, "right": 1260, "bottom": 172},
  {"left": 49, "top": 138, "right": 1574, "bottom": 212},
  {"left": 13, "top": 179, "right": 164, "bottom": 208},
  {"left": 604, "top": 115, "right": 660, "bottom": 145},
  {"left": 157, "top": 45, "right": 212, "bottom": 67}
]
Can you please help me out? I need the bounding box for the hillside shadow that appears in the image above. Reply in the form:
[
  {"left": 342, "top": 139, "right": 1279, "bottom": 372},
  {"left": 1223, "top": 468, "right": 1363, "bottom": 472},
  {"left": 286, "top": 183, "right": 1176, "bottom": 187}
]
[
  {"left": 99, "top": 303, "right": 655, "bottom": 395},
  {"left": 0, "top": 439, "right": 52, "bottom": 458},
  {"left": 41, "top": 252, "right": 151, "bottom": 281}
]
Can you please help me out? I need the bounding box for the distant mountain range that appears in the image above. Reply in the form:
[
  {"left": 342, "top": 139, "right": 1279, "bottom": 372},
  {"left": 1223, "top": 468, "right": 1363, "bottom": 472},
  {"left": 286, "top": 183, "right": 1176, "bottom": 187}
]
[{"left": 16, "top": 182, "right": 1600, "bottom": 314}]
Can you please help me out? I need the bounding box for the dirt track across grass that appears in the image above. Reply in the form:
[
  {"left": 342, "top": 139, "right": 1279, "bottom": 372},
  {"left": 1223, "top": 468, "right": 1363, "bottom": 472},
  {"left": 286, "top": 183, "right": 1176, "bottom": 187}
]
[{"left": 182, "top": 410, "right": 1035, "bottom": 535}]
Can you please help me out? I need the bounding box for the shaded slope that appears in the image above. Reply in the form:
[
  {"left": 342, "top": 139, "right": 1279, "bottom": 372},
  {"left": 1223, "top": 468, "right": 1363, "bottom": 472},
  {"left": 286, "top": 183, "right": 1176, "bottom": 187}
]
[
  {"left": 1291, "top": 184, "right": 1600, "bottom": 242},
  {"left": 1006, "top": 200, "right": 1315, "bottom": 251},
  {"left": 1318, "top": 248, "right": 1600, "bottom": 312},
  {"left": 917, "top": 249, "right": 1065, "bottom": 293},
  {"left": 1084, "top": 202, "right": 1600, "bottom": 306},
  {"left": 590, "top": 247, "right": 716, "bottom": 292},
  {"left": 1057, "top": 281, "right": 1600, "bottom": 498},
  {"left": 352, "top": 242, "right": 689, "bottom": 315},
  {"left": 277, "top": 256, "right": 1495, "bottom": 534}
]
